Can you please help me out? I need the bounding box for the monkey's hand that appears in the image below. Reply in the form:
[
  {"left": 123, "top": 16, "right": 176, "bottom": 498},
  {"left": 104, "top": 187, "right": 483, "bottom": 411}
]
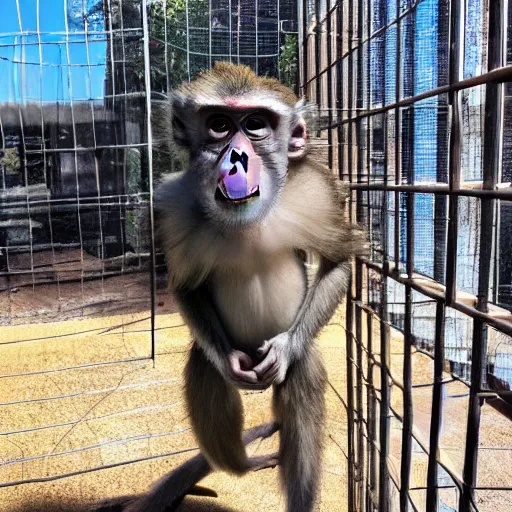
[
  {"left": 253, "top": 332, "right": 292, "bottom": 386},
  {"left": 227, "top": 350, "right": 265, "bottom": 389}
]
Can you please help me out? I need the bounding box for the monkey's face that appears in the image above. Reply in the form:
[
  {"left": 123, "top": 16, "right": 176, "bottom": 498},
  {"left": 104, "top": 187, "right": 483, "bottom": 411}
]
[
  {"left": 170, "top": 91, "right": 308, "bottom": 229},
  {"left": 195, "top": 108, "right": 290, "bottom": 225}
]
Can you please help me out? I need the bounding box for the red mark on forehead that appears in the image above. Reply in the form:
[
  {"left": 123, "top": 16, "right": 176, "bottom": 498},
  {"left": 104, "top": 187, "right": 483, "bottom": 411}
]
[{"left": 223, "top": 97, "right": 256, "bottom": 109}]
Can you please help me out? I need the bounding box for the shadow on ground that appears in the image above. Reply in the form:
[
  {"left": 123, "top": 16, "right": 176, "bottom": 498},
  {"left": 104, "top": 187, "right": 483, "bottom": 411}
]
[{"left": 14, "top": 497, "right": 237, "bottom": 512}]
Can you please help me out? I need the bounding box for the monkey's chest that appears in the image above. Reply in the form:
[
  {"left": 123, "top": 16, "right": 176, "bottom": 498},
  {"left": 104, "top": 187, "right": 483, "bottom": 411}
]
[{"left": 210, "top": 253, "right": 306, "bottom": 350}]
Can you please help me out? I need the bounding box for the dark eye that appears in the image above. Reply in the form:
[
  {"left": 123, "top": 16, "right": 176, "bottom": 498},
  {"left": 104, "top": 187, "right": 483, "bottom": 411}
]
[
  {"left": 244, "top": 116, "right": 271, "bottom": 139},
  {"left": 207, "top": 116, "right": 232, "bottom": 141}
]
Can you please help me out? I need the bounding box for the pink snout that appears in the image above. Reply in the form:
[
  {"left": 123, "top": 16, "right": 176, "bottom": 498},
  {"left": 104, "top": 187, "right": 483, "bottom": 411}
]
[{"left": 217, "top": 134, "right": 261, "bottom": 201}]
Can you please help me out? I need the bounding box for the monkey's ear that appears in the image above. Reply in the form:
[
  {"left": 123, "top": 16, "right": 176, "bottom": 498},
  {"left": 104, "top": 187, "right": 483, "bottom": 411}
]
[
  {"left": 288, "top": 99, "right": 308, "bottom": 160},
  {"left": 170, "top": 91, "right": 192, "bottom": 148}
]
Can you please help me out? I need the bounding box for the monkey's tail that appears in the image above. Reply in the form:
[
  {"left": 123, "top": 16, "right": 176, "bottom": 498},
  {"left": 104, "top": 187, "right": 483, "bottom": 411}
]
[
  {"left": 274, "top": 347, "right": 327, "bottom": 512},
  {"left": 185, "top": 344, "right": 254, "bottom": 475}
]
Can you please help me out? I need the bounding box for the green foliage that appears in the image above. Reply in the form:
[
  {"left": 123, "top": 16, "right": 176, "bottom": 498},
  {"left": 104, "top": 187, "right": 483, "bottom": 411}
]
[
  {"left": 279, "top": 34, "right": 298, "bottom": 93},
  {"left": 149, "top": 0, "right": 209, "bottom": 90}
]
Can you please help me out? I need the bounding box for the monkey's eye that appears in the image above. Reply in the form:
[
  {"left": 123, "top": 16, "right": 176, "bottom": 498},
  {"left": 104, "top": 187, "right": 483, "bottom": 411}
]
[
  {"left": 207, "top": 116, "right": 232, "bottom": 141},
  {"left": 244, "top": 116, "right": 271, "bottom": 140}
]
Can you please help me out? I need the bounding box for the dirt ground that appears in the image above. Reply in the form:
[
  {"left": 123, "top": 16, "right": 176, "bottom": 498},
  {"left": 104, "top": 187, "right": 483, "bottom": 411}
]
[
  {"left": 0, "top": 303, "right": 350, "bottom": 512},
  {"left": 2, "top": 268, "right": 511, "bottom": 512}
]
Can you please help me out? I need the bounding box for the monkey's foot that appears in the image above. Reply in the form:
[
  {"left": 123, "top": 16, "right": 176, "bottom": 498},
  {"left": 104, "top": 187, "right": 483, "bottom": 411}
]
[{"left": 248, "top": 452, "right": 280, "bottom": 472}]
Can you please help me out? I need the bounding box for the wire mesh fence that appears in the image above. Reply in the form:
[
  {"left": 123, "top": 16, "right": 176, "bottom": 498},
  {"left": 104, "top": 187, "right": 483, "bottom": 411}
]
[
  {"left": 0, "top": 0, "right": 154, "bottom": 327},
  {"left": 0, "top": 0, "right": 297, "bottom": 504},
  {"left": 299, "top": 0, "right": 512, "bottom": 510}
]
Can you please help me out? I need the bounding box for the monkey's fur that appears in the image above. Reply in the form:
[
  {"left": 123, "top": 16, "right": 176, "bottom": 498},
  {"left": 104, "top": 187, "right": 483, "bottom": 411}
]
[{"left": 123, "top": 63, "right": 365, "bottom": 512}]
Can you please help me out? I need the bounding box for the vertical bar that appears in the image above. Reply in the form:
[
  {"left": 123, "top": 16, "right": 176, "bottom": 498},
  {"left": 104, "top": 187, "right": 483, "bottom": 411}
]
[
  {"left": 326, "top": 0, "right": 333, "bottom": 168},
  {"left": 461, "top": 0, "right": 505, "bottom": 508},
  {"left": 378, "top": 3, "right": 390, "bottom": 510},
  {"left": 426, "top": 302, "right": 446, "bottom": 510},
  {"left": 347, "top": 0, "right": 354, "bottom": 184},
  {"left": 406, "top": 191, "right": 414, "bottom": 279},
  {"left": 228, "top": 0, "right": 232, "bottom": 63},
  {"left": 36, "top": 0, "right": 58, "bottom": 296},
  {"left": 477, "top": 0, "right": 505, "bottom": 313},
  {"left": 255, "top": 0, "right": 259, "bottom": 74},
  {"left": 405, "top": 7, "right": 415, "bottom": 338},
  {"left": 314, "top": 0, "right": 321, "bottom": 113},
  {"left": 379, "top": 273, "right": 390, "bottom": 512},
  {"left": 433, "top": 0, "right": 450, "bottom": 284},
  {"left": 444, "top": 0, "right": 463, "bottom": 305},
  {"left": 208, "top": 0, "right": 212, "bottom": 69},
  {"left": 355, "top": 0, "right": 366, "bottom": 500},
  {"left": 367, "top": 312, "right": 377, "bottom": 510},
  {"left": 400, "top": 286, "right": 413, "bottom": 511},
  {"left": 277, "top": 0, "right": 281, "bottom": 82},
  {"left": 185, "top": 0, "right": 190, "bottom": 81},
  {"left": 394, "top": 0, "right": 401, "bottom": 269},
  {"left": 236, "top": 0, "right": 240, "bottom": 65},
  {"left": 142, "top": 0, "right": 157, "bottom": 362},
  {"left": 301, "top": 0, "right": 308, "bottom": 97},
  {"left": 461, "top": 320, "right": 485, "bottom": 511},
  {"left": 355, "top": 265, "right": 365, "bottom": 508},
  {"left": 163, "top": 0, "right": 171, "bottom": 89},
  {"left": 354, "top": 2, "right": 365, "bottom": 505},
  {"left": 346, "top": 275, "right": 356, "bottom": 512},
  {"left": 405, "top": 3, "right": 415, "bottom": 282},
  {"left": 63, "top": 0, "right": 86, "bottom": 308},
  {"left": 336, "top": 0, "right": 343, "bottom": 179}
]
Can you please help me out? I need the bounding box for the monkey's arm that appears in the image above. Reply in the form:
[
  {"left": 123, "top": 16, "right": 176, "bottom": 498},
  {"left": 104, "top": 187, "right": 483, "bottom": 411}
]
[
  {"left": 290, "top": 257, "right": 351, "bottom": 350},
  {"left": 175, "top": 284, "right": 263, "bottom": 387},
  {"left": 254, "top": 257, "right": 350, "bottom": 384}
]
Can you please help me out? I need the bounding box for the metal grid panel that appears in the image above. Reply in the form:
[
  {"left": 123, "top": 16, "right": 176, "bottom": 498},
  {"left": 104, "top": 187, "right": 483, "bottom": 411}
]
[
  {"left": 300, "top": 0, "right": 512, "bottom": 510},
  {"left": 0, "top": 0, "right": 154, "bottom": 328}
]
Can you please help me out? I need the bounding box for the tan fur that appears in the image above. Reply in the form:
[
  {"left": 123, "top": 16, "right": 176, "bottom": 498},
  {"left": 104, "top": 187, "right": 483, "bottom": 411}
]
[
  {"left": 274, "top": 347, "right": 327, "bottom": 510},
  {"left": 178, "top": 62, "right": 299, "bottom": 108},
  {"left": 185, "top": 345, "right": 249, "bottom": 475},
  {"left": 155, "top": 157, "right": 366, "bottom": 292}
]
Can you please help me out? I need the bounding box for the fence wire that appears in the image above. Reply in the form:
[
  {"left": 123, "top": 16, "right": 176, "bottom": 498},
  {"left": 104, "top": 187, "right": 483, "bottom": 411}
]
[{"left": 299, "top": 0, "right": 512, "bottom": 511}]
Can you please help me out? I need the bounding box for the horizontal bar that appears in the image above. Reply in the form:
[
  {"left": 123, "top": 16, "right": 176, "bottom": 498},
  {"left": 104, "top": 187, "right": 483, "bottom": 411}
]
[
  {"left": 330, "top": 65, "right": 512, "bottom": 126},
  {"left": 0, "top": 446, "right": 198, "bottom": 488},
  {"left": 348, "top": 182, "right": 512, "bottom": 199},
  {"left": 361, "top": 258, "right": 512, "bottom": 338}
]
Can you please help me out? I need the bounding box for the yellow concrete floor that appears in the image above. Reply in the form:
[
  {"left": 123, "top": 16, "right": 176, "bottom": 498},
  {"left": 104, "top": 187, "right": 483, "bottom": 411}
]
[{"left": 0, "top": 307, "right": 349, "bottom": 512}]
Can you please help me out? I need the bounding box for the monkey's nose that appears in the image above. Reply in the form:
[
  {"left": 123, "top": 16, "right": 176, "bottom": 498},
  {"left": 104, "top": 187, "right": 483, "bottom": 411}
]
[{"left": 217, "top": 145, "right": 261, "bottom": 202}]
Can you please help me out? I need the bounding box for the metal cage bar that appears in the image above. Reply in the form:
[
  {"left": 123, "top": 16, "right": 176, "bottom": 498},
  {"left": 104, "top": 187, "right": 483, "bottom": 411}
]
[{"left": 299, "top": 0, "right": 512, "bottom": 510}]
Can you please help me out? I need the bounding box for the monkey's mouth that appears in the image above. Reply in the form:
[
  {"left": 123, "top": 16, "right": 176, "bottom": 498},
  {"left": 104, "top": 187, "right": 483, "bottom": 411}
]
[{"left": 216, "top": 183, "right": 260, "bottom": 204}]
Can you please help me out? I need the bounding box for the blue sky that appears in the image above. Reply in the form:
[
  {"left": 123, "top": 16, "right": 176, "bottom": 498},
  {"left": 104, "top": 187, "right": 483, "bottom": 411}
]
[{"left": 0, "top": 0, "right": 107, "bottom": 103}]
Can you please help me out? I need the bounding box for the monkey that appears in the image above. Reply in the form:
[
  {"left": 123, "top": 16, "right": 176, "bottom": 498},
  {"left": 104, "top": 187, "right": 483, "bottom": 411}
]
[{"left": 121, "top": 62, "right": 365, "bottom": 512}]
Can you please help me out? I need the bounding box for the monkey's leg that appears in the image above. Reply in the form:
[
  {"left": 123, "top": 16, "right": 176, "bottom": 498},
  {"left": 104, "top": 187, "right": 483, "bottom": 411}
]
[
  {"left": 185, "top": 343, "right": 251, "bottom": 475},
  {"left": 274, "top": 346, "right": 327, "bottom": 512}
]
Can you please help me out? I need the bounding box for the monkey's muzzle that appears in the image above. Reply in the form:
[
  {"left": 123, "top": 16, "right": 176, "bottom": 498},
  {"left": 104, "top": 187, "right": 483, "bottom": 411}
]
[{"left": 217, "top": 135, "right": 261, "bottom": 203}]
